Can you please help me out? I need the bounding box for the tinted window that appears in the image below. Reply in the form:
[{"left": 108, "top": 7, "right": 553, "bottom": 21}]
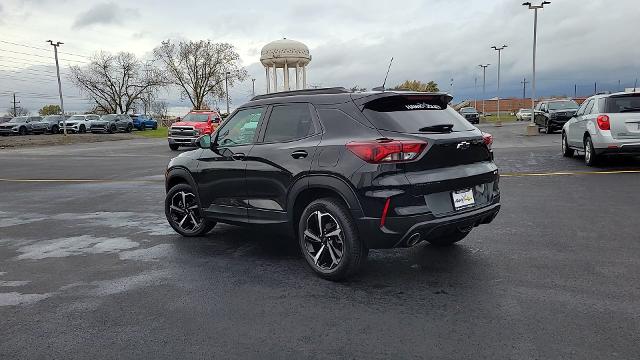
[
  {"left": 362, "top": 95, "right": 474, "bottom": 133},
  {"left": 182, "top": 113, "right": 210, "bottom": 122},
  {"left": 604, "top": 94, "right": 640, "bottom": 113},
  {"left": 216, "top": 107, "right": 264, "bottom": 146},
  {"left": 548, "top": 100, "right": 579, "bottom": 110},
  {"left": 263, "top": 103, "right": 314, "bottom": 142}
]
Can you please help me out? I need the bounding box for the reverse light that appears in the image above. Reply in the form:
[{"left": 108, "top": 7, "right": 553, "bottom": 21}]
[
  {"left": 346, "top": 139, "right": 427, "bottom": 163},
  {"left": 482, "top": 132, "right": 493, "bottom": 149},
  {"left": 597, "top": 115, "right": 610, "bottom": 131}
]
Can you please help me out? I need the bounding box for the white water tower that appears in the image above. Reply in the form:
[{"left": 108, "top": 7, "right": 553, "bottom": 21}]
[{"left": 260, "top": 38, "right": 311, "bottom": 93}]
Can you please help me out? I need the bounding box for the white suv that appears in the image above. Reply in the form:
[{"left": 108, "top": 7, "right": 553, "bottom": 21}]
[
  {"left": 59, "top": 114, "right": 100, "bottom": 133},
  {"left": 562, "top": 92, "right": 640, "bottom": 166}
]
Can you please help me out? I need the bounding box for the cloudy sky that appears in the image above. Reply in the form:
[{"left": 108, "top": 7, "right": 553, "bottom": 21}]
[{"left": 0, "top": 0, "right": 638, "bottom": 114}]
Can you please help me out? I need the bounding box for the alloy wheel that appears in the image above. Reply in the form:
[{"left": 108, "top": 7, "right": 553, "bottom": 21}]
[
  {"left": 303, "top": 211, "right": 344, "bottom": 271},
  {"left": 585, "top": 138, "right": 592, "bottom": 163},
  {"left": 169, "top": 191, "right": 203, "bottom": 232}
]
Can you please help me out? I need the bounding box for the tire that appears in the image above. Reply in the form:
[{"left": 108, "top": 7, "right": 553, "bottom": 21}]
[
  {"left": 298, "top": 197, "right": 367, "bottom": 281},
  {"left": 126, "top": 124, "right": 133, "bottom": 133},
  {"left": 426, "top": 229, "right": 471, "bottom": 247},
  {"left": 152, "top": 124, "right": 158, "bottom": 130},
  {"left": 108, "top": 124, "right": 117, "bottom": 134},
  {"left": 79, "top": 124, "right": 86, "bottom": 133},
  {"left": 545, "top": 121, "right": 552, "bottom": 134},
  {"left": 169, "top": 143, "right": 180, "bottom": 151},
  {"left": 18, "top": 126, "right": 27, "bottom": 136},
  {"left": 165, "top": 183, "right": 216, "bottom": 237},
  {"left": 562, "top": 133, "right": 574, "bottom": 157},
  {"left": 140, "top": 124, "right": 146, "bottom": 131},
  {"left": 50, "top": 125, "right": 59, "bottom": 134},
  {"left": 584, "top": 136, "right": 598, "bottom": 167}
]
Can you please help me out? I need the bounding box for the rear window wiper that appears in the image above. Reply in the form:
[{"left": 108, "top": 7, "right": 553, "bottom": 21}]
[
  {"left": 620, "top": 107, "right": 640, "bottom": 113},
  {"left": 418, "top": 124, "right": 454, "bottom": 133}
]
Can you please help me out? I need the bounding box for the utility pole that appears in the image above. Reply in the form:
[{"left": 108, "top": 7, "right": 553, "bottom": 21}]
[
  {"left": 521, "top": 77, "right": 529, "bottom": 99},
  {"left": 574, "top": 84, "right": 577, "bottom": 98},
  {"left": 478, "top": 64, "right": 490, "bottom": 118},
  {"left": 225, "top": 71, "right": 230, "bottom": 115},
  {"left": 251, "top": 78, "right": 256, "bottom": 97},
  {"left": 491, "top": 45, "right": 508, "bottom": 126},
  {"left": 594, "top": 82, "right": 597, "bottom": 95},
  {"left": 144, "top": 61, "right": 152, "bottom": 116},
  {"left": 474, "top": 76, "right": 478, "bottom": 109},
  {"left": 523, "top": 1, "right": 551, "bottom": 135},
  {"left": 11, "top": 93, "right": 20, "bottom": 117},
  {"left": 47, "top": 40, "right": 67, "bottom": 136}
]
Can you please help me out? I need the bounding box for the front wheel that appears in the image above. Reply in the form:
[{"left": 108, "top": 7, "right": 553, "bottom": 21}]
[
  {"left": 50, "top": 125, "right": 59, "bottom": 134},
  {"left": 18, "top": 126, "right": 27, "bottom": 136},
  {"left": 139, "top": 124, "right": 146, "bottom": 131},
  {"left": 562, "top": 133, "right": 574, "bottom": 157},
  {"left": 427, "top": 229, "right": 471, "bottom": 246},
  {"left": 125, "top": 124, "right": 133, "bottom": 133},
  {"left": 169, "top": 143, "right": 180, "bottom": 151},
  {"left": 298, "top": 198, "right": 367, "bottom": 281},
  {"left": 79, "top": 125, "right": 86, "bottom": 133},
  {"left": 165, "top": 183, "right": 216, "bottom": 237}
]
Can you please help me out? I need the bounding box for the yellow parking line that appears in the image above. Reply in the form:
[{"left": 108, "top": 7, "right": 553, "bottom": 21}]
[
  {"left": 0, "top": 178, "right": 163, "bottom": 183},
  {"left": 501, "top": 170, "right": 640, "bottom": 177}
]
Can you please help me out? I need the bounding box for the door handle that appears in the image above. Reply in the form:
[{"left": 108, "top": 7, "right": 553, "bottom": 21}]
[
  {"left": 291, "top": 150, "right": 308, "bottom": 159},
  {"left": 231, "top": 153, "right": 246, "bottom": 161}
]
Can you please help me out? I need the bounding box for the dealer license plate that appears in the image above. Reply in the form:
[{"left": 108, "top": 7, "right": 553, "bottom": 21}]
[{"left": 452, "top": 189, "right": 475, "bottom": 210}]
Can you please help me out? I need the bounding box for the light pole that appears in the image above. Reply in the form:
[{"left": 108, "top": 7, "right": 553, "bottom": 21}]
[
  {"left": 523, "top": 1, "right": 550, "bottom": 135},
  {"left": 47, "top": 40, "right": 66, "bottom": 136},
  {"left": 225, "top": 71, "right": 230, "bottom": 115},
  {"left": 251, "top": 78, "right": 256, "bottom": 97},
  {"left": 491, "top": 45, "right": 507, "bottom": 125},
  {"left": 478, "top": 64, "right": 490, "bottom": 119}
]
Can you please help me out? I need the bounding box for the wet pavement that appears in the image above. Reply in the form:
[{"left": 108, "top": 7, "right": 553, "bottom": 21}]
[{"left": 1, "top": 124, "right": 639, "bottom": 359}]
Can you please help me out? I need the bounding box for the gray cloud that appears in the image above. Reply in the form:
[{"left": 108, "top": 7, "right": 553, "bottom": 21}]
[{"left": 72, "top": 2, "right": 139, "bottom": 29}]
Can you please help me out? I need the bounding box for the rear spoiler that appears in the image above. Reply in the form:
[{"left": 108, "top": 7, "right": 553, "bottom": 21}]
[{"left": 352, "top": 92, "right": 453, "bottom": 111}]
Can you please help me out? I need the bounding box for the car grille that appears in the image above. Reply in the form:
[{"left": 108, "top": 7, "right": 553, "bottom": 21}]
[{"left": 170, "top": 126, "right": 197, "bottom": 137}]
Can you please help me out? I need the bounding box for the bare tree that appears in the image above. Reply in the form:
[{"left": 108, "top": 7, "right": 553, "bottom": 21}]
[
  {"left": 6, "top": 107, "right": 29, "bottom": 117},
  {"left": 154, "top": 40, "right": 247, "bottom": 110},
  {"left": 151, "top": 100, "right": 168, "bottom": 119},
  {"left": 69, "top": 51, "right": 165, "bottom": 114}
]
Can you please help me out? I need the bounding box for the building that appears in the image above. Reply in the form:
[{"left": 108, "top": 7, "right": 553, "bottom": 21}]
[{"left": 466, "top": 97, "right": 588, "bottom": 114}]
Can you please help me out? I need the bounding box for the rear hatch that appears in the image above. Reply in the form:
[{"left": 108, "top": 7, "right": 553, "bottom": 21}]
[
  {"left": 604, "top": 93, "right": 640, "bottom": 140},
  {"left": 359, "top": 93, "right": 497, "bottom": 214}
]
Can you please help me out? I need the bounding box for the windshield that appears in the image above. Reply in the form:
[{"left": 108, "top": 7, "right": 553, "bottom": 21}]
[
  {"left": 68, "top": 115, "right": 85, "bottom": 121},
  {"left": 460, "top": 108, "right": 477, "bottom": 113},
  {"left": 100, "top": 115, "right": 118, "bottom": 121},
  {"left": 182, "top": 113, "right": 210, "bottom": 122},
  {"left": 43, "top": 116, "right": 62, "bottom": 121},
  {"left": 8, "top": 116, "right": 27, "bottom": 123},
  {"left": 548, "top": 101, "right": 579, "bottom": 110},
  {"left": 363, "top": 95, "right": 475, "bottom": 133},
  {"left": 519, "top": 109, "right": 531, "bottom": 113}
]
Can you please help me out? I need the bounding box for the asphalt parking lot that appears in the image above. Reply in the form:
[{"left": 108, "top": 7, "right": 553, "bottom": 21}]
[{"left": 1, "top": 123, "right": 639, "bottom": 359}]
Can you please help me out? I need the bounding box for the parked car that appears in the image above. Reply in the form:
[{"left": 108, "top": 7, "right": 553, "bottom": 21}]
[
  {"left": 562, "top": 92, "right": 640, "bottom": 166},
  {"left": 90, "top": 114, "right": 134, "bottom": 133},
  {"left": 130, "top": 114, "right": 158, "bottom": 131},
  {"left": 41, "top": 115, "right": 68, "bottom": 134},
  {"left": 58, "top": 114, "right": 100, "bottom": 133},
  {"left": 167, "top": 109, "right": 222, "bottom": 150},
  {"left": 164, "top": 87, "right": 500, "bottom": 280},
  {"left": 459, "top": 107, "right": 480, "bottom": 124},
  {"left": 516, "top": 108, "right": 532, "bottom": 121},
  {"left": 0, "top": 116, "right": 46, "bottom": 135},
  {"left": 533, "top": 99, "right": 580, "bottom": 133}
]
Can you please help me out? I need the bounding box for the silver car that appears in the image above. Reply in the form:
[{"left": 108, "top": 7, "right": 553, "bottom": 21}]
[
  {"left": 516, "top": 108, "right": 532, "bottom": 121},
  {"left": 58, "top": 114, "right": 100, "bottom": 133},
  {"left": 0, "top": 116, "right": 46, "bottom": 135},
  {"left": 562, "top": 92, "right": 640, "bottom": 166}
]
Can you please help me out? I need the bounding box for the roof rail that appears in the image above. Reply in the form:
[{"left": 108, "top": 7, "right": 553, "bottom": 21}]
[{"left": 251, "top": 87, "right": 350, "bottom": 101}]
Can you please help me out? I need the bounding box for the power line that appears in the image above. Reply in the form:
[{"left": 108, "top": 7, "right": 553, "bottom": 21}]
[
  {"left": 0, "top": 48, "right": 88, "bottom": 63},
  {"left": 0, "top": 39, "right": 91, "bottom": 59}
]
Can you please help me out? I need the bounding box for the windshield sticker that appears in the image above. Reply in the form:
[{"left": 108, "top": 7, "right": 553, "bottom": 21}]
[{"left": 405, "top": 103, "right": 442, "bottom": 110}]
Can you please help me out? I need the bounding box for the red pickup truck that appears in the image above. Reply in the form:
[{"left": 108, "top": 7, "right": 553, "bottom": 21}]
[{"left": 168, "top": 110, "right": 222, "bottom": 150}]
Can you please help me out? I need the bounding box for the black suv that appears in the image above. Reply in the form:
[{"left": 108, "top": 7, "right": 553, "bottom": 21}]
[
  {"left": 533, "top": 99, "right": 580, "bottom": 134},
  {"left": 164, "top": 88, "right": 500, "bottom": 280}
]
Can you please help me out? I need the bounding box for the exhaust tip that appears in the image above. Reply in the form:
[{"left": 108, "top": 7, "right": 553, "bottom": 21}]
[{"left": 406, "top": 232, "right": 422, "bottom": 247}]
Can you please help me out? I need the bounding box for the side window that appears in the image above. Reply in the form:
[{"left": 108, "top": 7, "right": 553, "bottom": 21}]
[
  {"left": 216, "top": 107, "right": 264, "bottom": 147},
  {"left": 263, "top": 103, "right": 314, "bottom": 143},
  {"left": 575, "top": 100, "right": 589, "bottom": 116},
  {"left": 584, "top": 100, "right": 595, "bottom": 115}
]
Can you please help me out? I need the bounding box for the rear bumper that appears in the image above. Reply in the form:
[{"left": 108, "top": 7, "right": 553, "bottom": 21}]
[
  {"left": 355, "top": 199, "right": 500, "bottom": 249},
  {"left": 595, "top": 143, "right": 640, "bottom": 155}
]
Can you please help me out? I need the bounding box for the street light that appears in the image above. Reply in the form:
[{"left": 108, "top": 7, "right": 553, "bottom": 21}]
[
  {"left": 491, "top": 45, "right": 507, "bottom": 125},
  {"left": 225, "top": 71, "right": 230, "bottom": 115},
  {"left": 47, "top": 40, "right": 66, "bottom": 136},
  {"left": 478, "top": 64, "right": 490, "bottom": 118},
  {"left": 523, "top": 1, "right": 551, "bottom": 135}
]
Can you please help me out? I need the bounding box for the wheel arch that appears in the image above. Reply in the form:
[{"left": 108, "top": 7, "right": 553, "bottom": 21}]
[{"left": 165, "top": 167, "right": 198, "bottom": 194}]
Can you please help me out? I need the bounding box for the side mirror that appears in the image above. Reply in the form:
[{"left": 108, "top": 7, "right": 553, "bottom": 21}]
[{"left": 195, "top": 134, "right": 212, "bottom": 149}]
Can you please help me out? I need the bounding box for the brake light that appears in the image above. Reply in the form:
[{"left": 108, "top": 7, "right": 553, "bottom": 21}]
[
  {"left": 597, "top": 115, "right": 610, "bottom": 130},
  {"left": 482, "top": 132, "right": 493, "bottom": 148},
  {"left": 380, "top": 197, "right": 391, "bottom": 228},
  {"left": 346, "top": 139, "right": 427, "bottom": 163}
]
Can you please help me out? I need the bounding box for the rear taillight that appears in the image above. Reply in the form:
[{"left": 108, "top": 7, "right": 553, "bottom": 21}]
[
  {"left": 482, "top": 132, "right": 493, "bottom": 149},
  {"left": 346, "top": 139, "right": 427, "bottom": 163},
  {"left": 597, "top": 115, "right": 610, "bottom": 130}
]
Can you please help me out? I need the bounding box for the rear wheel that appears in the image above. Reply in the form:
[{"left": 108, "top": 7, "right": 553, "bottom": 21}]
[
  {"left": 152, "top": 124, "right": 158, "bottom": 130},
  {"left": 298, "top": 198, "right": 367, "bottom": 281},
  {"left": 18, "top": 126, "right": 27, "bottom": 136},
  {"left": 427, "top": 229, "right": 471, "bottom": 246},
  {"left": 50, "top": 125, "right": 59, "bottom": 134},
  {"left": 562, "top": 133, "right": 574, "bottom": 157},
  {"left": 169, "top": 143, "right": 180, "bottom": 151},
  {"left": 140, "top": 124, "right": 146, "bottom": 131},
  {"left": 165, "top": 183, "right": 216, "bottom": 237},
  {"left": 584, "top": 136, "right": 598, "bottom": 166},
  {"left": 79, "top": 124, "right": 86, "bottom": 133}
]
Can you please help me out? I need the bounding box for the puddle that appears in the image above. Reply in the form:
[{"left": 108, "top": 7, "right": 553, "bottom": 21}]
[{"left": 15, "top": 235, "right": 139, "bottom": 260}]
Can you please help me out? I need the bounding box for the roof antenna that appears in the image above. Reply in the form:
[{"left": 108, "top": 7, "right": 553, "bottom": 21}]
[{"left": 372, "top": 57, "right": 394, "bottom": 91}]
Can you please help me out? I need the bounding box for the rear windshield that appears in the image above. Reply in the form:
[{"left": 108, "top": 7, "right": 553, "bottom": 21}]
[
  {"left": 548, "top": 101, "right": 579, "bottom": 110},
  {"left": 604, "top": 94, "right": 640, "bottom": 113},
  {"left": 182, "top": 113, "right": 210, "bottom": 122},
  {"left": 362, "top": 95, "right": 475, "bottom": 133}
]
